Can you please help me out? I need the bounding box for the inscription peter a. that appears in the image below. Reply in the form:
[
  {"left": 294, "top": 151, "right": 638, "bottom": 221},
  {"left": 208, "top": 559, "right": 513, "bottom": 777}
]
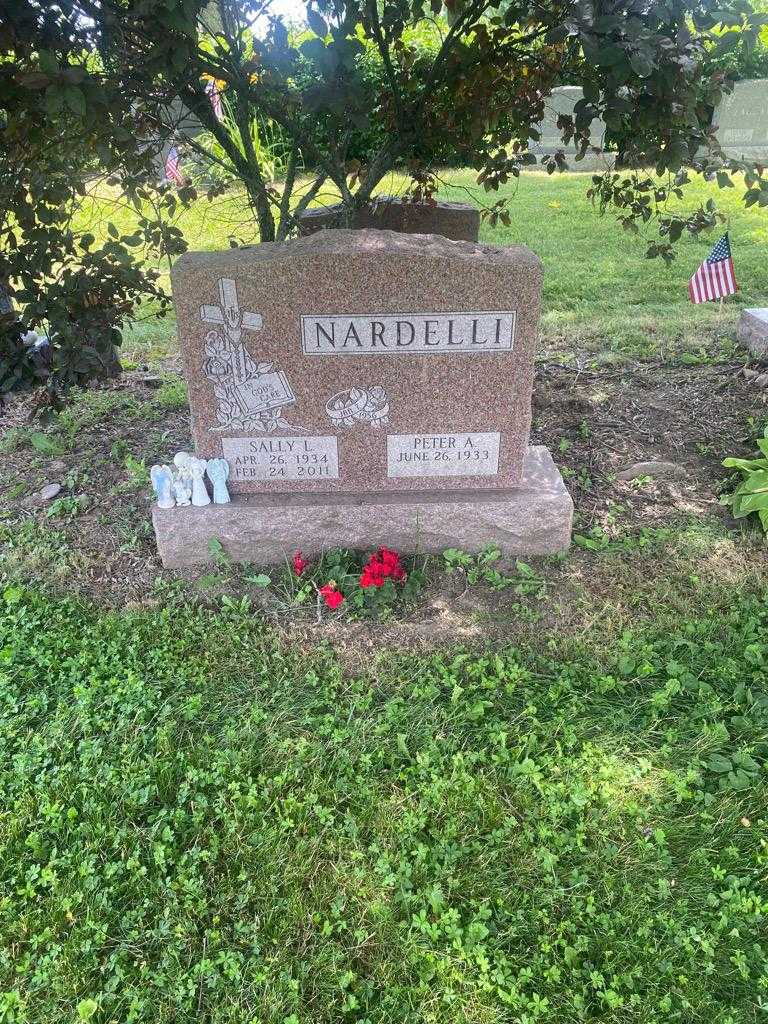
[{"left": 387, "top": 432, "right": 501, "bottom": 478}]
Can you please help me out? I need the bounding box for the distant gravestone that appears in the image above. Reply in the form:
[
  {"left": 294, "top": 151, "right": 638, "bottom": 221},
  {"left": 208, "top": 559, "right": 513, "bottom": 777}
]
[
  {"left": 297, "top": 196, "right": 480, "bottom": 242},
  {"left": 529, "top": 86, "right": 615, "bottom": 172},
  {"left": 738, "top": 308, "right": 768, "bottom": 358},
  {"left": 154, "top": 229, "right": 573, "bottom": 566},
  {"left": 714, "top": 80, "right": 768, "bottom": 161}
]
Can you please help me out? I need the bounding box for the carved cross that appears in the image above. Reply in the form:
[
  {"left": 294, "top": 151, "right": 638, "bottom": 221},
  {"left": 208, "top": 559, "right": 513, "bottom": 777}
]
[{"left": 200, "top": 278, "right": 263, "bottom": 385}]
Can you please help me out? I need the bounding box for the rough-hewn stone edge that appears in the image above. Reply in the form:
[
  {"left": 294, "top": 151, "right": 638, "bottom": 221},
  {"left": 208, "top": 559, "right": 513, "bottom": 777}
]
[
  {"left": 737, "top": 307, "right": 768, "bottom": 358},
  {"left": 170, "top": 228, "right": 542, "bottom": 282},
  {"left": 152, "top": 446, "right": 573, "bottom": 568}
]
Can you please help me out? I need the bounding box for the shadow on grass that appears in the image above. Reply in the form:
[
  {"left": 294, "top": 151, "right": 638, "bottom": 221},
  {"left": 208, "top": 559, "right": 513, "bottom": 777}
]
[{"left": 0, "top": 582, "right": 765, "bottom": 1022}]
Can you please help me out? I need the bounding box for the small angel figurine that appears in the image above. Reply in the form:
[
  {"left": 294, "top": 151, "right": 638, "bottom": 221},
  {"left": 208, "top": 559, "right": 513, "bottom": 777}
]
[
  {"left": 171, "top": 467, "right": 192, "bottom": 506},
  {"left": 206, "top": 458, "right": 231, "bottom": 504},
  {"left": 186, "top": 455, "right": 211, "bottom": 506},
  {"left": 150, "top": 464, "right": 175, "bottom": 509}
]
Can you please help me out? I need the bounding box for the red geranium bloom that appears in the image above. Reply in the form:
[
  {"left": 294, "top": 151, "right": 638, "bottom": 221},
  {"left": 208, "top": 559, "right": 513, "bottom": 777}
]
[
  {"left": 381, "top": 550, "right": 406, "bottom": 581},
  {"left": 319, "top": 583, "right": 344, "bottom": 609},
  {"left": 293, "top": 550, "right": 309, "bottom": 576},
  {"left": 360, "top": 563, "right": 385, "bottom": 588},
  {"left": 359, "top": 547, "right": 407, "bottom": 588}
]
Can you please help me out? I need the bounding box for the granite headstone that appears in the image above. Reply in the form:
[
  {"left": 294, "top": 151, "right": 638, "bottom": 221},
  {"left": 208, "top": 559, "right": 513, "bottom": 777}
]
[
  {"left": 738, "top": 307, "right": 768, "bottom": 358},
  {"left": 155, "top": 229, "right": 573, "bottom": 565},
  {"left": 529, "top": 86, "right": 615, "bottom": 171},
  {"left": 714, "top": 80, "right": 768, "bottom": 162},
  {"left": 297, "top": 196, "right": 480, "bottom": 242}
]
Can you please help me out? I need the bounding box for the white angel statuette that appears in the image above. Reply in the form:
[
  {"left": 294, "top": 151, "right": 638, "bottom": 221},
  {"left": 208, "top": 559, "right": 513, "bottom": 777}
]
[
  {"left": 172, "top": 452, "right": 194, "bottom": 506},
  {"left": 171, "top": 467, "right": 192, "bottom": 506},
  {"left": 206, "top": 458, "right": 231, "bottom": 504},
  {"left": 186, "top": 455, "right": 211, "bottom": 506},
  {"left": 150, "top": 464, "right": 175, "bottom": 509}
]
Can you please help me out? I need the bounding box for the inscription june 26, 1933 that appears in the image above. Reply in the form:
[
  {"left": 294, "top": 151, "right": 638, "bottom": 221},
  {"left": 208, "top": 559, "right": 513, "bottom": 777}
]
[{"left": 387, "top": 432, "right": 501, "bottom": 478}]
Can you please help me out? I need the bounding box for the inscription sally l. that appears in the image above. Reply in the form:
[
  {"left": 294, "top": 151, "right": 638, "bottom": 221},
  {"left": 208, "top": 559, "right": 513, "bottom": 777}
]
[
  {"left": 222, "top": 436, "right": 339, "bottom": 481},
  {"left": 301, "top": 311, "right": 516, "bottom": 355}
]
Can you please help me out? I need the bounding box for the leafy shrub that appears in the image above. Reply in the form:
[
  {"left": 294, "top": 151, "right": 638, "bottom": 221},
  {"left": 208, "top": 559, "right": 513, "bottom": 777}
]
[{"left": 721, "top": 426, "right": 768, "bottom": 532}]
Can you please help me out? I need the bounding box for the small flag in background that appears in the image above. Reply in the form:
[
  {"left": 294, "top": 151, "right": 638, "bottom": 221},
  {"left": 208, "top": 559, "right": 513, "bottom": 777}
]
[
  {"left": 206, "top": 79, "right": 223, "bottom": 120},
  {"left": 164, "top": 146, "right": 184, "bottom": 185},
  {"left": 688, "top": 232, "right": 739, "bottom": 304}
]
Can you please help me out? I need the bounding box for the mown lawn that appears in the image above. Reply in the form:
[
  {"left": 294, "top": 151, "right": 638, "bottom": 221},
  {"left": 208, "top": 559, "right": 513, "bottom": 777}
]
[
  {"left": 75, "top": 167, "right": 768, "bottom": 362},
  {"left": 1, "top": 582, "right": 766, "bottom": 1023}
]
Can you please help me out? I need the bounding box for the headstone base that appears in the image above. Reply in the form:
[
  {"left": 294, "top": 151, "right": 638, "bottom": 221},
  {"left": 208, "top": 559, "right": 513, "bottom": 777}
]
[
  {"left": 152, "top": 446, "right": 573, "bottom": 568},
  {"left": 737, "top": 308, "right": 768, "bottom": 358}
]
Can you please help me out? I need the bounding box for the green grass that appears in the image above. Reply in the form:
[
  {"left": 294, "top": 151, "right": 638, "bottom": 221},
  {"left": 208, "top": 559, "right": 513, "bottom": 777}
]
[
  {"left": 1, "top": 581, "right": 766, "bottom": 1023},
  {"left": 4, "top": 167, "right": 767, "bottom": 1023},
  {"left": 79, "top": 168, "right": 768, "bottom": 361}
]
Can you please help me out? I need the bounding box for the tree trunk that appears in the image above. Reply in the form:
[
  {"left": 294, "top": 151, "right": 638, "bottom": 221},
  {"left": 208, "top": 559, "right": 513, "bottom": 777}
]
[{"left": 0, "top": 279, "right": 13, "bottom": 315}]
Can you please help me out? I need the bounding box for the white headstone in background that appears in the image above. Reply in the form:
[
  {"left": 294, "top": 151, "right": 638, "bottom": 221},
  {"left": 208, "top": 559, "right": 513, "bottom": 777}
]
[
  {"left": 714, "top": 80, "right": 768, "bottom": 161},
  {"left": 529, "top": 86, "right": 615, "bottom": 172}
]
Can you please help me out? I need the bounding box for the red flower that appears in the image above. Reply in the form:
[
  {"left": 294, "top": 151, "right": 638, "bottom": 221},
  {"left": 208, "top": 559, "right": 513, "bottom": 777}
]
[
  {"left": 293, "top": 550, "right": 309, "bottom": 576},
  {"left": 360, "top": 563, "right": 385, "bottom": 588},
  {"left": 359, "top": 547, "right": 407, "bottom": 588},
  {"left": 319, "top": 583, "right": 344, "bottom": 609},
  {"left": 380, "top": 546, "right": 407, "bottom": 582}
]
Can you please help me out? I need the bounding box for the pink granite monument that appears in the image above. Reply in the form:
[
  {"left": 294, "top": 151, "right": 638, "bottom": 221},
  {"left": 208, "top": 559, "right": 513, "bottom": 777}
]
[{"left": 153, "top": 229, "right": 572, "bottom": 566}]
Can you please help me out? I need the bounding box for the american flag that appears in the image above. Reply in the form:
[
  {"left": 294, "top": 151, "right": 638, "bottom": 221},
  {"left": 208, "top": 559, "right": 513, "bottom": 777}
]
[
  {"left": 164, "top": 146, "right": 184, "bottom": 185},
  {"left": 206, "top": 80, "right": 223, "bottom": 120},
  {"left": 688, "top": 233, "right": 739, "bottom": 304}
]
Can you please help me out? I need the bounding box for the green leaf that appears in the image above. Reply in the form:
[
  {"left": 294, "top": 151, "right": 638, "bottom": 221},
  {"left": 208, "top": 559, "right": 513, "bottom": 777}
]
[
  {"left": 45, "top": 85, "right": 64, "bottom": 117},
  {"left": 722, "top": 457, "right": 768, "bottom": 472},
  {"left": 29, "top": 431, "right": 60, "bottom": 454},
  {"left": 197, "top": 573, "right": 221, "bottom": 590},
  {"left": 732, "top": 751, "right": 760, "bottom": 772},
  {"left": 707, "top": 753, "right": 732, "bottom": 773},
  {"left": 38, "top": 50, "right": 60, "bottom": 75},
  {"left": 64, "top": 85, "right": 86, "bottom": 117},
  {"left": 740, "top": 491, "right": 768, "bottom": 512},
  {"left": 629, "top": 51, "right": 653, "bottom": 77},
  {"left": 77, "top": 999, "right": 98, "bottom": 1020},
  {"left": 247, "top": 573, "right": 271, "bottom": 588}
]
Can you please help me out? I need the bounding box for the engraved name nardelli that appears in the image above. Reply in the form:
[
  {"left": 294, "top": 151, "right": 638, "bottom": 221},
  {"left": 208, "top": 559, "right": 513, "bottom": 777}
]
[{"left": 301, "top": 311, "right": 516, "bottom": 355}]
